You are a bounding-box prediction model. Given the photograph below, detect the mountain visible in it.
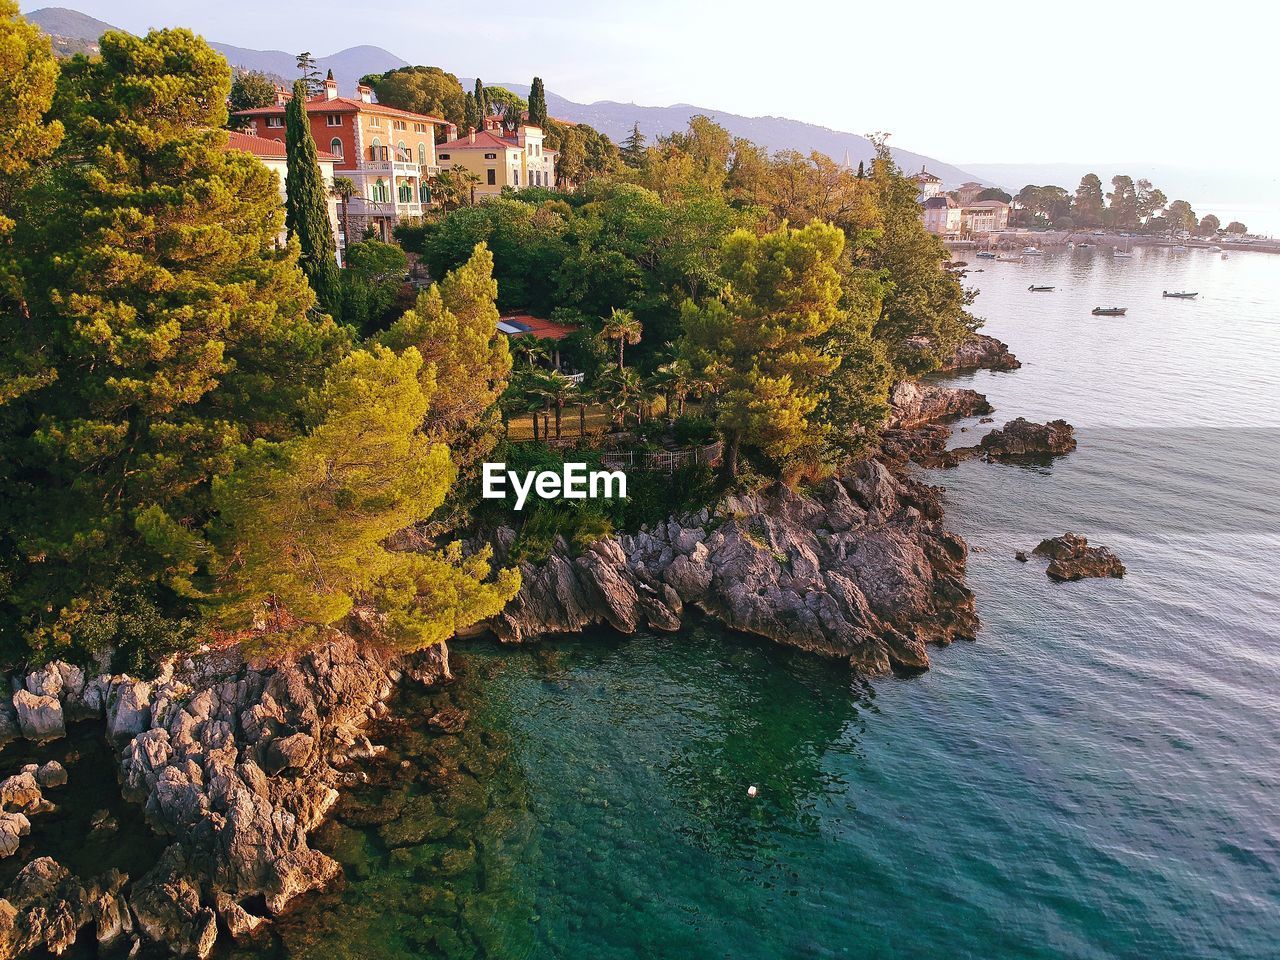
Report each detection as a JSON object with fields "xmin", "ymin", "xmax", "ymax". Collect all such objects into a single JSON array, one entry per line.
[
  {"xmin": 485, "ymin": 80, "xmax": 980, "ymax": 186},
  {"xmin": 203, "ymin": 42, "xmax": 408, "ymax": 91},
  {"xmin": 23, "ymin": 8, "xmax": 405, "ymax": 90},
  {"xmin": 23, "ymin": 6, "xmax": 114, "ymax": 55},
  {"xmin": 24, "ymin": 7, "xmax": 979, "ymax": 186}
]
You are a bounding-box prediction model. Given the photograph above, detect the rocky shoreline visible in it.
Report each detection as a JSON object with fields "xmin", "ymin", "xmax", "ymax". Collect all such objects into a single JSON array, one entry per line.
[{"xmin": 0, "ymin": 331, "xmax": 1045, "ymax": 958}]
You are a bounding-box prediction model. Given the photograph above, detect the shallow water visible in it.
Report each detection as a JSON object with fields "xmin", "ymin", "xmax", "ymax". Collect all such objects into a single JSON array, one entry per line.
[{"xmin": 235, "ymin": 246, "xmax": 1280, "ymax": 958}]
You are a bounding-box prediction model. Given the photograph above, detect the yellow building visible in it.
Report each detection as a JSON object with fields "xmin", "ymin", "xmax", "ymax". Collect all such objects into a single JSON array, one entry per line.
[
  {"xmin": 238, "ymin": 78, "xmax": 445, "ymax": 242},
  {"xmin": 435, "ymin": 117, "xmax": 557, "ymax": 199}
]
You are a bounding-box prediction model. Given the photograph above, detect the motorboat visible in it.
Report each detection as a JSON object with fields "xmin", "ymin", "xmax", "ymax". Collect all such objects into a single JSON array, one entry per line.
[
  {"xmin": 1028, "ymin": 285, "xmax": 1055, "ymax": 292},
  {"xmin": 996, "ymin": 255, "xmax": 1023, "ymax": 262},
  {"xmin": 1023, "ymin": 246, "xmax": 1044, "ymax": 256},
  {"xmin": 1162, "ymin": 291, "xmax": 1198, "ymax": 299},
  {"xmin": 1092, "ymin": 307, "xmax": 1128, "ymax": 316},
  {"xmin": 976, "ymin": 251, "xmax": 997, "ymax": 259}
]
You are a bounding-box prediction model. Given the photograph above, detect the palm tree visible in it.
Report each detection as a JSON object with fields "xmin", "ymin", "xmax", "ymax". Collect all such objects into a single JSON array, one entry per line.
[
  {"xmin": 599, "ymin": 308, "xmax": 643, "ymax": 369},
  {"xmin": 531, "ymin": 369, "xmax": 579, "ymax": 439},
  {"xmin": 651, "ymin": 359, "xmax": 693, "ymax": 419},
  {"xmin": 510, "ymin": 334, "xmax": 549, "ymax": 369},
  {"xmin": 331, "ymin": 176, "xmax": 356, "ymax": 257},
  {"xmin": 596, "ymin": 364, "xmax": 642, "ymax": 431},
  {"xmin": 456, "ymin": 168, "xmax": 483, "ymax": 206}
]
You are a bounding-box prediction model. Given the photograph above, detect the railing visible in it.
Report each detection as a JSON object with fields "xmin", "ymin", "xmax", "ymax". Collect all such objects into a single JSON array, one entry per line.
[{"xmin": 599, "ymin": 440, "xmax": 723, "ymax": 473}]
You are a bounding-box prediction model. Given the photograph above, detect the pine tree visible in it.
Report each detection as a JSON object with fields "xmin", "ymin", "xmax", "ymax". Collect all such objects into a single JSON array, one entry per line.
[
  {"xmin": 285, "ymin": 79, "xmax": 343, "ymax": 320},
  {"xmin": 199, "ymin": 344, "xmax": 519, "ymax": 652},
  {"xmin": 528, "ymin": 76, "xmax": 548, "ymax": 129},
  {"xmin": 296, "ymin": 51, "xmax": 321, "ymax": 96},
  {"xmin": 463, "ymin": 90, "xmax": 479, "ymax": 133},
  {"xmin": 380, "ymin": 243, "xmax": 512, "ymax": 467},
  {"xmin": 678, "ymin": 222, "xmax": 845, "ymax": 478},
  {"xmin": 0, "ymin": 29, "xmax": 347, "ymax": 659},
  {"xmin": 620, "ymin": 122, "xmax": 646, "ymax": 167}
]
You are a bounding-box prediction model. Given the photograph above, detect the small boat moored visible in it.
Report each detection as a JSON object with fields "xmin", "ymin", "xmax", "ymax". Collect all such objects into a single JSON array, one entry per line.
[
  {"xmin": 1028, "ymin": 285, "xmax": 1055, "ymax": 292},
  {"xmin": 1023, "ymin": 246, "xmax": 1044, "ymax": 256},
  {"xmin": 1162, "ymin": 291, "xmax": 1198, "ymax": 299},
  {"xmin": 976, "ymin": 251, "xmax": 997, "ymax": 259},
  {"xmin": 996, "ymin": 255, "xmax": 1023, "ymax": 262},
  {"xmin": 1092, "ymin": 307, "xmax": 1128, "ymax": 316}
]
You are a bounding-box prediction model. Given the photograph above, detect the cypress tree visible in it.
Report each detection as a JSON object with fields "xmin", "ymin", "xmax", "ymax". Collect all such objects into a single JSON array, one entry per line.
[
  {"xmin": 285, "ymin": 79, "xmax": 342, "ymax": 320},
  {"xmin": 474, "ymin": 77, "xmax": 487, "ymax": 118},
  {"xmin": 528, "ymin": 76, "xmax": 547, "ymax": 129},
  {"xmin": 856, "ymin": 160, "xmax": 865, "ymax": 179}
]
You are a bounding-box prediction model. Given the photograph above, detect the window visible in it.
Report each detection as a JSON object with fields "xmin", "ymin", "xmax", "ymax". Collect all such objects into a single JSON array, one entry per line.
[
  {"xmin": 372, "ymin": 179, "xmax": 388, "ymax": 203},
  {"xmin": 438, "ymin": 153, "xmax": 451, "ymax": 160},
  {"xmin": 419, "ymin": 182, "xmax": 431, "ymax": 203},
  {"xmin": 330, "ymin": 138, "xmax": 343, "ymax": 158},
  {"xmin": 418, "ymin": 143, "xmax": 426, "ymax": 165},
  {"xmin": 266, "ymin": 116, "xmax": 283, "ymax": 128},
  {"xmin": 484, "ymin": 152, "xmax": 497, "ymax": 160},
  {"xmin": 487, "ymin": 169, "xmax": 496, "ymax": 186},
  {"xmin": 513, "ymin": 170, "xmax": 519, "ymax": 186},
  {"xmin": 398, "ymin": 181, "xmax": 412, "ymax": 203},
  {"xmin": 326, "ymin": 114, "xmax": 342, "ymax": 126},
  {"xmin": 369, "ymin": 116, "xmax": 382, "ymax": 128},
  {"xmin": 413, "ymin": 122, "xmax": 425, "ymax": 133}
]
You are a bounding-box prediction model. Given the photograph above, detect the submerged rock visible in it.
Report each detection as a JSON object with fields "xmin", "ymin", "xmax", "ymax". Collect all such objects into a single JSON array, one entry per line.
[
  {"xmin": 1032, "ymin": 534, "xmax": 1126, "ymax": 581},
  {"xmin": 490, "ymin": 459, "xmax": 978, "ymax": 676}
]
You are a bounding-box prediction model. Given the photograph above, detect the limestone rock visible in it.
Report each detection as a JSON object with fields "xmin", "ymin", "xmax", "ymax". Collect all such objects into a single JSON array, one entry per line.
[
  {"xmin": 12, "ymin": 689, "xmax": 64, "ymax": 741},
  {"xmin": 36, "ymin": 761, "xmax": 67, "ymax": 790},
  {"xmin": 490, "ymin": 458, "xmax": 979, "ymax": 674},
  {"xmin": 978, "ymin": 417, "xmax": 1077, "ymax": 461},
  {"xmin": 939, "ymin": 333, "xmax": 1022, "ymax": 372}
]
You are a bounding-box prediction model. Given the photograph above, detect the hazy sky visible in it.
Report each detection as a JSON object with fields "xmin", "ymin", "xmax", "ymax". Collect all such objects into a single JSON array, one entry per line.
[{"xmin": 24, "ymin": 0, "xmax": 1271, "ymax": 172}]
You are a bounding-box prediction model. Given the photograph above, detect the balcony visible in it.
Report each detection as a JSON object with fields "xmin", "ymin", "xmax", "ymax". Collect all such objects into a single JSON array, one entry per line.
[{"xmin": 361, "ymin": 158, "xmax": 420, "ymax": 176}]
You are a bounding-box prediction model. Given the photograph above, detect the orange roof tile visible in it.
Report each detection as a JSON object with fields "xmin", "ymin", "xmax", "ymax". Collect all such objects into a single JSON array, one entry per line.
[
  {"xmin": 225, "ymin": 130, "xmax": 338, "ymax": 162},
  {"xmin": 235, "ymin": 96, "xmax": 446, "ymax": 126}
]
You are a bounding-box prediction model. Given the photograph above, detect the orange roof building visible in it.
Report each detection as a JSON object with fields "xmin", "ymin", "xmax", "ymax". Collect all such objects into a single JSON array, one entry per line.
[
  {"xmin": 435, "ymin": 115, "xmax": 557, "ymax": 198},
  {"xmin": 236, "ymin": 77, "xmax": 445, "ymax": 242}
]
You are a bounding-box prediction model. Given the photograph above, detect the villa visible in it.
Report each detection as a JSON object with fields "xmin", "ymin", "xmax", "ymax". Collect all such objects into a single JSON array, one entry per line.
[
  {"xmin": 236, "ymin": 77, "xmax": 446, "ymax": 243},
  {"xmin": 435, "ymin": 116, "xmax": 558, "ymax": 199}
]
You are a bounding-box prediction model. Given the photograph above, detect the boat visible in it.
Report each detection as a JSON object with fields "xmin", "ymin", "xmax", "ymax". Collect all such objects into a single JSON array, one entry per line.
[
  {"xmin": 1028, "ymin": 285, "xmax": 1055, "ymax": 292},
  {"xmin": 1172, "ymin": 244, "xmax": 1188, "ymax": 252},
  {"xmin": 1023, "ymin": 246, "xmax": 1044, "ymax": 256},
  {"xmin": 1092, "ymin": 307, "xmax": 1128, "ymax": 316},
  {"xmin": 996, "ymin": 255, "xmax": 1022, "ymax": 262},
  {"xmin": 976, "ymin": 251, "xmax": 997, "ymax": 259},
  {"xmin": 1112, "ymin": 249, "xmax": 1133, "ymax": 259},
  {"xmin": 1162, "ymin": 291, "xmax": 1198, "ymax": 299},
  {"xmin": 1208, "ymin": 245, "xmax": 1222, "ymax": 252},
  {"xmin": 1077, "ymin": 242, "xmax": 1092, "ymax": 249}
]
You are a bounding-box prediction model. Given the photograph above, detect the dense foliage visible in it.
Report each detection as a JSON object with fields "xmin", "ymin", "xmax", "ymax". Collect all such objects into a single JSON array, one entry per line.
[{"xmin": 0, "ymin": 23, "xmax": 518, "ymax": 666}]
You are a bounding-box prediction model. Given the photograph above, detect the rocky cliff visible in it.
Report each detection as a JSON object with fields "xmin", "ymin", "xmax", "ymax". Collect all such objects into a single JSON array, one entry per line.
[{"xmin": 490, "ymin": 459, "xmax": 978, "ymax": 675}]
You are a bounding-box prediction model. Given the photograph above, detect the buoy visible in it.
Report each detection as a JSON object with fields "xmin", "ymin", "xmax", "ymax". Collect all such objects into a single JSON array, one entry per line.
[{"xmin": 747, "ymin": 785, "xmax": 759, "ymax": 798}]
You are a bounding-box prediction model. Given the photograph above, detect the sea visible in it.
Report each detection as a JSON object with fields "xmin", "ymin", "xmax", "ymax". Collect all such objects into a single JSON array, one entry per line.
[{"xmin": 34, "ymin": 246, "xmax": 1280, "ymax": 959}]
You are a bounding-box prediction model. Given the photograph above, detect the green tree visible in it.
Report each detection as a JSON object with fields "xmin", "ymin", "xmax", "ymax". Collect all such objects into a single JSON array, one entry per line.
[
  {"xmin": 975, "ymin": 186, "xmax": 1012, "ymax": 203},
  {"xmin": 620, "ymin": 122, "xmax": 647, "ymax": 167},
  {"xmin": 332, "ymin": 175, "xmax": 355, "ymax": 249},
  {"xmin": 340, "ymin": 237, "xmax": 408, "ymax": 335},
  {"xmin": 296, "ymin": 51, "xmax": 321, "ymax": 96},
  {"xmin": 600, "ymin": 307, "xmax": 642, "ymax": 368},
  {"xmin": 197, "ymin": 344, "xmax": 519, "ymax": 651},
  {"xmin": 1135, "ymin": 178, "xmax": 1167, "ymax": 226},
  {"xmin": 228, "ymin": 69, "xmax": 278, "ymax": 127},
  {"xmin": 463, "ymin": 90, "xmax": 480, "ymax": 133},
  {"xmin": 360, "ymin": 65, "xmax": 467, "ymax": 130},
  {"xmin": 528, "ymin": 76, "xmax": 548, "ymax": 129},
  {"xmin": 474, "ymin": 77, "xmax": 488, "ymax": 117},
  {"xmin": 1165, "ymin": 199, "xmax": 1198, "ymax": 232},
  {"xmin": 1073, "ymin": 174, "xmax": 1105, "ymax": 227},
  {"xmin": 1226, "ymin": 220, "xmax": 1247, "ymax": 234},
  {"xmin": 529, "ymin": 368, "xmax": 578, "ymax": 438},
  {"xmin": 1105, "ymin": 175, "xmax": 1138, "ymax": 229},
  {"xmin": 865, "ymin": 139, "xmax": 975, "ymax": 376},
  {"xmin": 380, "ymin": 243, "xmax": 512, "ymax": 465},
  {"xmin": 678, "ymin": 222, "xmax": 844, "ymax": 478},
  {"xmin": 1197, "ymin": 214, "xmax": 1221, "ymax": 236},
  {"xmin": 484, "ymin": 85, "xmax": 526, "ymax": 117},
  {"xmin": 285, "ymin": 79, "xmax": 343, "ymax": 319},
  {"xmin": 0, "ymin": 27, "xmax": 347, "ymax": 659}
]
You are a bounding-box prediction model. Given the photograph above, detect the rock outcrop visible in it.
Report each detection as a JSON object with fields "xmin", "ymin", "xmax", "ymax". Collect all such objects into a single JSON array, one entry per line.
[
  {"xmin": 1032, "ymin": 534, "xmax": 1126, "ymax": 581},
  {"xmin": 976, "ymin": 417, "xmax": 1077, "ymax": 461},
  {"xmin": 0, "ymin": 636, "xmax": 453, "ymax": 957},
  {"xmin": 888, "ymin": 381, "xmax": 992, "ymax": 430},
  {"xmin": 940, "ymin": 333, "xmax": 1022, "ymax": 372},
  {"xmin": 490, "ymin": 460, "xmax": 978, "ymax": 675}
]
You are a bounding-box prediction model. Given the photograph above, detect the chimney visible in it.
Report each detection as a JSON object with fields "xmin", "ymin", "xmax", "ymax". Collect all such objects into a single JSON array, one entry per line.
[
  {"xmin": 324, "ymin": 77, "xmax": 338, "ymax": 101},
  {"xmin": 445, "ymin": 122, "xmax": 457, "ymax": 141},
  {"xmin": 356, "ymin": 84, "xmax": 373, "ymax": 104},
  {"xmin": 468, "ymin": 130, "xmax": 476, "ymax": 144}
]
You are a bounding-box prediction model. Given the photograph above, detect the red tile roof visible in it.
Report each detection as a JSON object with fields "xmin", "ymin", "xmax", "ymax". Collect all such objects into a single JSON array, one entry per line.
[
  {"xmin": 235, "ymin": 96, "xmax": 446, "ymax": 126},
  {"xmin": 225, "ymin": 131, "xmax": 338, "ymax": 162},
  {"xmin": 437, "ymin": 129, "xmax": 520, "ymax": 151},
  {"xmin": 498, "ymin": 313, "xmax": 578, "ymax": 341}
]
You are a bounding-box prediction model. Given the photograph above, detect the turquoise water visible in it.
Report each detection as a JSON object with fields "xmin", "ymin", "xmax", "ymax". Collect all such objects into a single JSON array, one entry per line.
[{"xmin": 269, "ymin": 246, "xmax": 1280, "ymax": 959}]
